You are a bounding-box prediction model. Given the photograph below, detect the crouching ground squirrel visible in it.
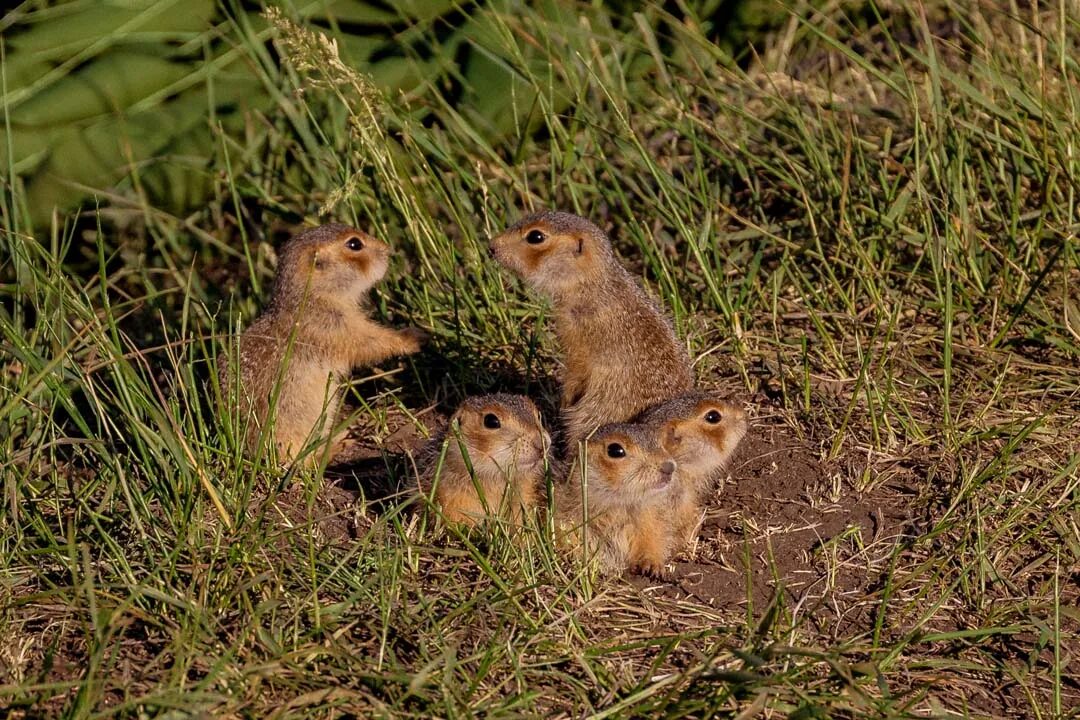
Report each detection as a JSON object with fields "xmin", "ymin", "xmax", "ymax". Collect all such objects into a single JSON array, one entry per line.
[
  {"xmin": 637, "ymin": 393, "xmax": 747, "ymax": 542},
  {"xmin": 420, "ymin": 394, "xmax": 551, "ymax": 527},
  {"xmin": 490, "ymin": 211, "xmax": 693, "ymax": 449},
  {"xmin": 221, "ymin": 223, "xmax": 426, "ymax": 464},
  {"xmin": 555, "ymin": 423, "xmax": 691, "ymax": 577}
]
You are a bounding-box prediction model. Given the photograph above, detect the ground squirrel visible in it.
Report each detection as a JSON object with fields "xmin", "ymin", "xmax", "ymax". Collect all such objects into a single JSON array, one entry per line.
[
  {"xmin": 222, "ymin": 223, "xmax": 425, "ymax": 465},
  {"xmin": 490, "ymin": 211, "xmax": 694, "ymax": 449},
  {"xmin": 636, "ymin": 393, "xmax": 747, "ymax": 542},
  {"xmin": 554, "ymin": 423, "xmax": 689, "ymax": 576},
  {"xmin": 420, "ymin": 394, "xmax": 551, "ymax": 527}
]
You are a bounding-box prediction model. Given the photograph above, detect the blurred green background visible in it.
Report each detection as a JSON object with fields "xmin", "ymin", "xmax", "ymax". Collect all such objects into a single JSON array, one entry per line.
[{"xmin": 1, "ymin": 0, "xmax": 784, "ymax": 227}]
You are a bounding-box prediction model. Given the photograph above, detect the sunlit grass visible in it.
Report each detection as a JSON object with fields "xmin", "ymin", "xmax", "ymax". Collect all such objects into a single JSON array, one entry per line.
[{"xmin": 1, "ymin": 1, "xmax": 1078, "ymax": 716}]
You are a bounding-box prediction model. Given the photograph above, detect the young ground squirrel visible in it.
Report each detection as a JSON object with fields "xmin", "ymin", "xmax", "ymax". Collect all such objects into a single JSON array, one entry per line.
[
  {"xmin": 555, "ymin": 423, "xmax": 690, "ymax": 576},
  {"xmin": 222, "ymin": 223, "xmax": 425, "ymax": 465},
  {"xmin": 636, "ymin": 393, "xmax": 747, "ymax": 542},
  {"xmin": 490, "ymin": 211, "xmax": 693, "ymax": 448},
  {"xmin": 637, "ymin": 393, "xmax": 747, "ymax": 493},
  {"xmin": 420, "ymin": 394, "xmax": 551, "ymax": 527}
]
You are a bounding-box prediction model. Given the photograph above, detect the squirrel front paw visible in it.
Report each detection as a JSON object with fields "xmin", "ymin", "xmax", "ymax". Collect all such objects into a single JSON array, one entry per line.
[
  {"xmin": 400, "ymin": 327, "xmax": 430, "ymax": 353},
  {"xmin": 630, "ymin": 559, "xmax": 671, "ymax": 580}
]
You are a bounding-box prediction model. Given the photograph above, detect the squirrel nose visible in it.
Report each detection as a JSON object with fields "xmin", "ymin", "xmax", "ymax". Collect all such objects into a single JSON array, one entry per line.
[{"xmin": 659, "ymin": 460, "xmax": 676, "ymax": 476}]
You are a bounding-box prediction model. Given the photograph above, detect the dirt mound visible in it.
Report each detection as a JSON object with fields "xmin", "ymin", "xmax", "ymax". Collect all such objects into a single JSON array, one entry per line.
[{"xmin": 655, "ymin": 422, "xmax": 918, "ymax": 622}]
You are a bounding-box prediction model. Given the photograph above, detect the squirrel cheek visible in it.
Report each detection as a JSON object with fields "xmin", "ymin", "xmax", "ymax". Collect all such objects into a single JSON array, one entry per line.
[
  {"xmin": 472, "ymin": 435, "xmax": 494, "ymax": 457},
  {"xmin": 341, "ymin": 252, "xmax": 370, "ymax": 275},
  {"xmin": 361, "ymin": 254, "xmax": 390, "ymax": 284},
  {"xmin": 520, "ymin": 245, "xmax": 551, "ymax": 276},
  {"xmin": 706, "ymin": 425, "xmax": 731, "ymax": 448},
  {"xmin": 597, "ymin": 456, "xmax": 623, "ymax": 478}
]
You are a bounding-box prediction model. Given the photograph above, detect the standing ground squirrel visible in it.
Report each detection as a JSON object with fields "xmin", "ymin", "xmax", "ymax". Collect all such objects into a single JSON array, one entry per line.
[
  {"xmin": 420, "ymin": 394, "xmax": 551, "ymax": 527},
  {"xmin": 636, "ymin": 393, "xmax": 747, "ymax": 542},
  {"xmin": 490, "ymin": 211, "xmax": 693, "ymax": 448},
  {"xmin": 221, "ymin": 223, "xmax": 426, "ymax": 465},
  {"xmin": 554, "ymin": 423, "xmax": 689, "ymax": 576}
]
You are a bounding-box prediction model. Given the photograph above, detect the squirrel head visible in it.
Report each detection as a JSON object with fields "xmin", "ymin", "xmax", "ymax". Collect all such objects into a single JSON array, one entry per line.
[
  {"xmin": 571, "ymin": 423, "xmax": 678, "ymax": 504},
  {"xmin": 638, "ymin": 394, "xmax": 747, "ymax": 482},
  {"xmin": 444, "ymin": 394, "xmax": 550, "ymax": 478},
  {"xmin": 490, "ymin": 211, "xmax": 615, "ymax": 299},
  {"xmin": 273, "ymin": 223, "xmax": 390, "ymax": 310}
]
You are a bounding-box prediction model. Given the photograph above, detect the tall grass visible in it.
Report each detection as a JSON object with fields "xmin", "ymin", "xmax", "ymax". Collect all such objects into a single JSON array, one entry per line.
[{"xmin": 1, "ymin": 1, "xmax": 1078, "ymax": 716}]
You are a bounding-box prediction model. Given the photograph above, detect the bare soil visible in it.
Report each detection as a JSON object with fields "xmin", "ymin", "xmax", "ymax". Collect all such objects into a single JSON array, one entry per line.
[
  {"xmin": 292, "ymin": 400, "xmax": 920, "ymax": 628},
  {"xmin": 654, "ymin": 423, "xmax": 919, "ymax": 624}
]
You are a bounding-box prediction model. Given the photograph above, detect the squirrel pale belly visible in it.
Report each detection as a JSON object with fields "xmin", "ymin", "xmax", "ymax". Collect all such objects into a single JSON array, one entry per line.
[
  {"xmin": 490, "ymin": 211, "xmax": 694, "ymax": 450},
  {"xmin": 420, "ymin": 394, "xmax": 551, "ymax": 527},
  {"xmin": 221, "ymin": 223, "xmax": 425, "ymax": 465}
]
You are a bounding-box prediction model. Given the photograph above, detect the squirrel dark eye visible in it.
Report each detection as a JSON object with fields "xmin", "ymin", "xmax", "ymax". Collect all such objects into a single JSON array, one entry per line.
[
  {"xmin": 483, "ymin": 413, "xmax": 501, "ymax": 429},
  {"xmin": 606, "ymin": 443, "xmax": 626, "ymax": 459},
  {"xmin": 345, "ymin": 237, "xmax": 364, "ymax": 251},
  {"xmin": 525, "ymin": 229, "xmax": 546, "ymax": 245},
  {"xmin": 704, "ymin": 410, "xmax": 722, "ymax": 424}
]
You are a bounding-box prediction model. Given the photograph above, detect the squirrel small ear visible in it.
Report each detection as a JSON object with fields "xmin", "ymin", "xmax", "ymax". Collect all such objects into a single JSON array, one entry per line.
[
  {"xmin": 576, "ymin": 237, "xmax": 584, "ymax": 255},
  {"xmin": 294, "ymin": 244, "xmax": 319, "ymax": 268}
]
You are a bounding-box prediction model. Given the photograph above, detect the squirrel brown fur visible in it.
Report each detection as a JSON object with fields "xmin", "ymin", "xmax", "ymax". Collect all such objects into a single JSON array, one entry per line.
[
  {"xmin": 420, "ymin": 394, "xmax": 550, "ymax": 527},
  {"xmin": 490, "ymin": 211, "xmax": 693, "ymax": 449},
  {"xmin": 554, "ymin": 422, "xmax": 689, "ymax": 577},
  {"xmin": 221, "ymin": 223, "xmax": 425, "ymax": 465}
]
